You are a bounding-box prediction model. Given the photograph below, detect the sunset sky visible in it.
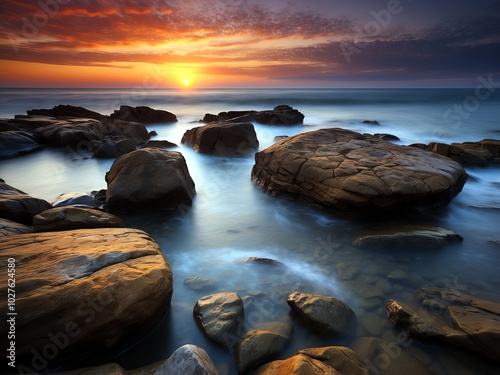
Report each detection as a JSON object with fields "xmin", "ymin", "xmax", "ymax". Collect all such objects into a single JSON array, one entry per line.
[{"xmin": 0, "ymin": 0, "xmax": 499, "ymax": 88}]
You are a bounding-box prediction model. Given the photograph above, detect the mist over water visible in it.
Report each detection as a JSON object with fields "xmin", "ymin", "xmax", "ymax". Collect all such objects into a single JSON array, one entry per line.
[{"xmin": 1, "ymin": 88, "xmax": 499, "ymax": 374}]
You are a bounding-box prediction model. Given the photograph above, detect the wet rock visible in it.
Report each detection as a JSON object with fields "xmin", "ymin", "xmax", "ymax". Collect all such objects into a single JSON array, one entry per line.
[
  {"xmin": 373, "ymin": 133, "xmax": 401, "ymax": 142},
  {"xmin": 93, "ymin": 139, "xmax": 136, "ymax": 158},
  {"xmin": 0, "ymin": 229, "xmax": 173, "ymax": 363},
  {"xmin": 141, "ymin": 140, "xmax": 178, "ymax": 149},
  {"xmin": 33, "ymin": 207, "xmax": 124, "ymax": 232},
  {"xmin": 337, "ymin": 263, "xmax": 357, "ymax": 280},
  {"xmin": 296, "ymin": 347, "xmax": 367, "ymax": 375},
  {"xmin": 201, "ymin": 113, "xmax": 220, "ymax": 123},
  {"xmin": 287, "ymin": 292, "xmax": 356, "ymax": 336},
  {"xmin": 241, "ymin": 257, "xmax": 285, "ymax": 267},
  {"xmin": 110, "ymin": 105, "xmax": 177, "ymax": 124},
  {"xmin": 184, "ymin": 277, "xmax": 217, "ymax": 291},
  {"xmin": 253, "ymin": 105, "xmax": 304, "ymax": 125},
  {"xmin": 111, "ymin": 119, "xmax": 150, "ymax": 144},
  {"xmin": 274, "ymin": 135, "xmax": 289, "ymax": 142},
  {"xmin": 35, "ymin": 118, "xmax": 115, "ymax": 146},
  {"xmin": 155, "ymin": 344, "xmax": 219, "ymax": 375},
  {"xmin": 52, "ymin": 192, "xmax": 102, "ymax": 209},
  {"xmin": 0, "ymin": 218, "xmax": 32, "ymax": 237},
  {"xmin": 353, "ymin": 224, "xmax": 463, "ymax": 248},
  {"xmin": 427, "ymin": 139, "xmax": 500, "ymax": 167},
  {"xmin": 236, "ymin": 322, "xmax": 293, "ymax": 373},
  {"xmin": 254, "ymin": 354, "xmax": 334, "ymax": 375},
  {"xmin": 363, "ymin": 120, "xmax": 380, "ymax": 125},
  {"xmin": 0, "ymin": 190, "xmax": 52, "ymax": 225},
  {"xmin": 353, "ymin": 337, "xmax": 433, "ymax": 375},
  {"xmin": 27, "ymin": 105, "xmax": 106, "ymax": 120},
  {"xmin": 0, "ymin": 131, "xmax": 42, "ymax": 159},
  {"xmin": 251, "ymin": 129, "xmax": 467, "ymax": 217},
  {"xmin": 105, "ymin": 148, "xmax": 196, "ymax": 214},
  {"xmin": 386, "ymin": 288, "xmax": 500, "ymax": 362},
  {"xmin": 181, "ymin": 122, "xmax": 259, "ymax": 156},
  {"xmin": 193, "ymin": 293, "xmax": 244, "ymax": 350}
]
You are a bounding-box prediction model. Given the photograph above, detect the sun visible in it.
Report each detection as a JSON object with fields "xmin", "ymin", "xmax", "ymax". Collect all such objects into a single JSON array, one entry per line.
[{"xmin": 182, "ymin": 79, "xmax": 192, "ymax": 88}]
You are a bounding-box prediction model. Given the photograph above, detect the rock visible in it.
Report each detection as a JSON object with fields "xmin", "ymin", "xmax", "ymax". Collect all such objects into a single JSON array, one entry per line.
[
  {"xmin": 149, "ymin": 130, "xmax": 158, "ymax": 136},
  {"xmin": 410, "ymin": 143, "xmax": 428, "ymax": 150},
  {"xmin": 0, "ymin": 179, "xmax": 26, "ymax": 195},
  {"xmin": 241, "ymin": 257, "xmax": 285, "ymax": 267},
  {"xmin": 201, "ymin": 113, "xmax": 219, "ymax": 123},
  {"xmin": 254, "ymin": 354, "xmax": 336, "ymax": 375},
  {"xmin": 353, "ymin": 224, "xmax": 463, "ymax": 248},
  {"xmin": 386, "ymin": 288, "xmax": 500, "ymax": 362},
  {"xmin": 253, "ymin": 105, "xmax": 304, "ymax": 125},
  {"xmin": 0, "ymin": 191, "xmax": 52, "ymax": 225},
  {"xmin": 27, "ymin": 105, "xmax": 106, "ymax": 120},
  {"xmin": 337, "ymin": 263, "xmax": 357, "ymax": 280},
  {"xmin": 427, "ymin": 139, "xmax": 500, "ymax": 167},
  {"xmin": 111, "ymin": 119, "xmax": 150, "ymax": 144},
  {"xmin": 93, "ymin": 139, "xmax": 136, "ymax": 158},
  {"xmin": 0, "ymin": 229, "xmax": 173, "ymax": 364},
  {"xmin": 35, "ymin": 118, "xmax": 115, "ymax": 146},
  {"xmin": 110, "ymin": 105, "xmax": 177, "ymax": 124},
  {"xmin": 181, "ymin": 121, "xmax": 259, "ymax": 156},
  {"xmin": 0, "ymin": 131, "xmax": 42, "ymax": 159},
  {"xmin": 363, "ymin": 120, "xmax": 380, "ymax": 125},
  {"xmin": 353, "ymin": 337, "xmax": 433, "ymax": 375},
  {"xmin": 52, "ymin": 192, "xmax": 102, "ymax": 209},
  {"xmin": 236, "ymin": 322, "xmax": 293, "ymax": 373},
  {"xmin": 252, "ymin": 129, "xmax": 467, "ymax": 217},
  {"xmin": 193, "ymin": 292, "xmax": 244, "ymax": 349},
  {"xmin": 287, "ymin": 292, "xmax": 355, "ymax": 336},
  {"xmin": 184, "ymin": 277, "xmax": 217, "ymax": 291},
  {"xmin": 274, "ymin": 136, "xmax": 289, "ymax": 142},
  {"xmin": 387, "ymin": 270, "xmax": 407, "ymax": 280},
  {"xmin": 33, "ymin": 207, "xmax": 124, "ymax": 232},
  {"xmin": 105, "ymin": 148, "xmax": 196, "ymax": 214},
  {"xmin": 141, "ymin": 140, "xmax": 178, "ymax": 149},
  {"xmin": 0, "ymin": 218, "xmax": 32, "ymax": 236},
  {"xmin": 296, "ymin": 347, "xmax": 367, "ymax": 375},
  {"xmin": 155, "ymin": 344, "xmax": 219, "ymax": 375},
  {"xmin": 373, "ymin": 134, "xmax": 401, "ymax": 142}
]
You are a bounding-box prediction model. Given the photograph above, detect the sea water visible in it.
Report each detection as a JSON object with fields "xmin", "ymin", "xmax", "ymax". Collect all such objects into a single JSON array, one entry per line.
[{"xmin": 1, "ymin": 88, "xmax": 499, "ymax": 374}]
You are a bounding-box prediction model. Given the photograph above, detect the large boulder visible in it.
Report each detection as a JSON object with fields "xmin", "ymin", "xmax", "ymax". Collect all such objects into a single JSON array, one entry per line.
[
  {"xmin": 181, "ymin": 122, "xmax": 259, "ymax": 156},
  {"xmin": 110, "ymin": 106, "xmax": 177, "ymax": 124},
  {"xmin": 0, "ymin": 229, "xmax": 173, "ymax": 368},
  {"xmin": 287, "ymin": 292, "xmax": 355, "ymax": 336},
  {"xmin": 252, "ymin": 129, "xmax": 468, "ymax": 217},
  {"xmin": 0, "ymin": 131, "xmax": 41, "ymax": 159},
  {"xmin": 105, "ymin": 148, "xmax": 196, "ymax": 214},
  {"xmin": 0, "ymin": 192, "xmax": 52, "ymax": 225},
  {"xmin": 193, "ymin": 292, "xmax": 244, "ymax": 350},
  {"xmin": 33, "ymin": 207, "xmax": 124, "ymax": 232},
  {"xmin": 0, "ymin": 218, "xmax": 32, "ymax": 237},
  {"xmin": 386, "ymin": 288, "xmax": 500, "ymax": 362},
  {"xmin": 352, "ymin": 224, "xmax": 463, "ymax": 248}
]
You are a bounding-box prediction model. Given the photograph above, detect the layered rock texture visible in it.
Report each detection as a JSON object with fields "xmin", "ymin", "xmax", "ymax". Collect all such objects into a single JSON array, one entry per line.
[
  {"xmin": 200, "ymin": 105, "xmax": 304, "ymax": 126},
  {"xmin": 252, "ymin": 129, "xmax": 468, "ymax": 216},
  {"xmin": 426, "ymin": 139, "xmax": 500, "ymax": 166}
]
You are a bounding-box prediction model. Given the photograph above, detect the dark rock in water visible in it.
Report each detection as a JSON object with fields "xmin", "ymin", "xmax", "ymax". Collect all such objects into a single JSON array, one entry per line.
[
  {"xmin": 155, "ymin": 345, "xmax": 218, "ymax": 375},
  {"xmin": 110, "ymin": 105, "xmax": 177, "ymax": 124},
  {"xmin": 363, "ymin": 120, "xmax": 380, "ymax": 125},
  {"xmin": 201, "ymin": 113, "xmax": 220, "ymax": 123},
  {"xmin": 33, "ymin": 207, "xmax": 124, "ymax": 232},
  {"xmin": 373, "ymin": 133, "xmax": 401, "ymax": 141},
  {"xmin": 149, "ymin": 130, "xmax": 158, "ymax": 136},
  {"xmin": 386, "ymin": 287, "xmax": 500, "ymax": 363},
  {"xmin": 241, "ymin": 257, "xmax": 285, "ymax": 267},
  {"xmin": 0, "ymin": 131, "xmax": 42, "ymax": 159},
  {"xmin": 0, "ymin": 190, "xmax": 52, "ymax": 225},
  {"xmin": 287, "ymin": 292, "xmax": 356, "ymax": 336},
  {"xmin": 428, "ymin": 139, "xmax": 500, "ymax": 167},
  {"xmin": 0, "ymin": 229, "xmax": 173, "ymax": 364},
  {"xmin": 0, "ymin": 218, "xmax": 32, "ymax": 237},
  {"xmin": 184, "ymin": 277, "xmax": 217, "ymax": 291},
  {"xmin": 105, "ymin": 148, "xmax": 196, "ymax": 214},
  {"xmin": 352, "ymin": 224, "xmax": 463, "ymax": 248},
  {"xmin": 274, "ymin": 135, "xmax": 289, "ymax": 142},
  {"xmin": 141, "ymin": 140, "xmax": 178, "ymax": 149},
  {"xmin": 93, "ymin": 139, "xmax": 136, "ymax": 159},
  {"xmin": 52, "ymin": 192, "xmax": 101, "ymax": 209},
  {"xmin": 193, "ymin": 292, "xmax": 244, "ymax": 350},
  {"xmin": 111, "ymin": 119, "xmax": 150, "ymax": 144},
  {"xmin": 27, "ymin": 105, "xmax": 106, "ymax": 120},
  {"xmin": 182, "ymin": 121, "xmax": 259, "ymax": 156},
  {"xmin": 410, "ymin": 143, "xmax": 430, "ymax": 150},
  {"xmin": 254, "ymin": 105, "xmax": 304, "ymax": 125},
  {"xmin": 252, "ymin": 128, "xmax": 468, "ymax": 217},
  {"xmin": 35, "ymin": 118, "xmax": 115, "ymax": 146},
  {"xmin": 219, "ymin": 110, "xmax": 256, "ymax": 121}
]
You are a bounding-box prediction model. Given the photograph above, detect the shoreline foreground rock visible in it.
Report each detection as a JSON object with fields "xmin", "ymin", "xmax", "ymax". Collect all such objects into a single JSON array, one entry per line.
[
  {"xmin": 0, "ymin": 228, "xmax": 173, "ymax": 368},
  {"xmin": 252, "ymin": 128, "xmax": 468, "ymax": 217}
]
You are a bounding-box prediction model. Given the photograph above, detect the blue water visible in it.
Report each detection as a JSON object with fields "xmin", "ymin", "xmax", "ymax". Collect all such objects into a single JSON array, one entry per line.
[{"xmin": 1, "ymin": 88, "xmax": 499, "ymax": 374}]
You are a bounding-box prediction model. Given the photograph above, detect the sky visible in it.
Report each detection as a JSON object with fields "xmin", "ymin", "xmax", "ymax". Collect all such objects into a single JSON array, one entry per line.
[{"xmin": 0, "ymin": 0, "xmax": 499, "ymax": 88}]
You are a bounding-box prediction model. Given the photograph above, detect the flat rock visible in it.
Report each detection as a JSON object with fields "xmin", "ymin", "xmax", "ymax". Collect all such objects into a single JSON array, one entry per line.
[
  {"xmin": 0, "ymin": 218, "xmax": 32, "ymax": 237},
  {"xmin": 428, "ymin": 139, "xmax": 500, "ymax": 167},
  {"xmin": 141, "ymin": 140, "xmax": 178, "ymax": 149},
  {"xmin": 181, "ymin": 121, "xmax": 259, "ymax": 156},
  {"xmin": 110, "ymin": 105, "xmax": 177, "ymax": 124},
  {"xmin": 193, "ymin": 292, "xmax": 244, "ymax": 350},
  {"xmin": 0, "ymin": 229, "xmax": 173, "ymax": 365},
  {"xmin": 155, "ymin": 344, "xmax": 218, "ymax": 375},
  {"xmin": 252, "ymin": 129, "xmax": 467, "ymax": 217},
  {"xmin": 0, "ymin": 192, "xmax": 52, "ymax": 225},
  {"xmin": 287, "ymin": 292, "xmax": 355, "ymax": 336},
  {"xmin": 33, "ymin": 207, "xmax": 124, "ymax": 232},
  {"xmin": 105, "ymin": 148, "xmax": 196, "ymax": 214},
  {"xmin": 184, "ymin": 277, "xmax": 217, "ymax": 291},
  {"xmin": 0, "ymin": 131, "xmax": 42, "ymax": 159},
  {"xmin": 386, "ymin": 287, "xmax": 500, "ymax": 362}
]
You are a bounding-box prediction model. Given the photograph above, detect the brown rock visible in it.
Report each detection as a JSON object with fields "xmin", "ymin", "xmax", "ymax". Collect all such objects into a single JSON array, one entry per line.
[
  {"xmin": 184, "ymin": 277, "xmax": 217, "ymax": 291},
  {"xmin": 35, "ymin": 118, "xmax": 115, "ymax": 146},
  {"xmin": 154, "ymin": 344, "xmax": 219, "ymax": 375},
  {"xmin": 296, "ymin": 347, "xmax": 367, "ymax": 375},
  {"xmin": 252, "ymin": 129, "xmax": 467, "ymax": 217},
  {"xmin": 0, "ymin": 229, "xmax": 173, "ymax": 365},
  {"xmin": 141, "ymin": 140, "xmax": 178, "ymax": 149},
  {"xmin": 110, "ymin": 105, "xmax": 177, "ymax": 124},
  {"xmin": 254, "ymin": 354, "xmax": 339, "ymax": 375},
  {"xmin": 112, "ymin": 119, "xmax": 150, "ymax": 144},
  {"xmin": 33, "ymin": 207, "xmax": 124, "ymax": 232},
  {"xmin": 253, "ymin": 105, "xmax": 304, "ymax": 125},
  {"xmin": 105, "ymin": 148, "xmax": 196, "ymax": 214}
]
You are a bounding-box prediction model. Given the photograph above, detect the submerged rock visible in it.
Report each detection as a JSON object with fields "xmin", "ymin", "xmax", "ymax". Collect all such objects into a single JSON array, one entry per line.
[
  {"xmin": 105, "ymin": 148, "xmax": 196, "ymax": 214},
  {"xmin": 33, "ymin": 207, "xmax": 124, "ymax": 232},
  {"xmin": 181, "ymin": 121, "xmax": 259, "ymax": 156},
  {"xmin": 184, "ymin": 277, "xmax": 217, "ymax": 291},
  {"xmin": 287, "ymin": 292, "xmax": 356, "ymax": 336},
  {"xmin": 193, "ymin": 292, "xmax": 244, "ymax": 350},
  {"xmin": 0, "ymin": 229, "xmax": 173, "ymax": 365},
  {"xmin": 241, "ymin": 257, "xmax": 285, "ymax": 267},
  {"xmin": 110, "ymin": 105, "xmax": 177, "ymax": 124},
  {"xmin": 252, "ymin": 129, "xmax": 467, "ymax": 217},
  {"xmin": 386, "ymin": 288, "xmax": 500, "ymax": 362}
]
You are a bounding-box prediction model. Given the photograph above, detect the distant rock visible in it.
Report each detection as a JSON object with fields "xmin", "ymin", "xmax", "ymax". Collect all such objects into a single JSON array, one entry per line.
[
  {"xmin": 201, "ymin": 113, "xmax": 219, "ymax": 123},
  {"xmin": 193, "ymin": 293, "xmax": 244, "ymax": 350},
  {"xmin": 0, "ymin": 229, "xmax": 173, "ymax": 364},
  {"xmin": 35, "ymin": 118, "xmax": 115, "ymax": 146},
  {"xmin": 352, "ymin": 224, "xmax": 463, "ymax": 248},
  {"xmin": 27, "ymin": 105, "xmax": 106, "ymax": 120},
  {"xmin": 0, "ymin": 189, "xmax": 52, "ymax": 225},
  {"xmin": 427, "ymin": 139, "xmax": 500, "ymax": 167},
  {"xmin": 241, "ymin": 257, "xmax": 285, "ymax": 267},
  {"xmin": 184, "ymin": 277, "xmax": 217, "ymax": 291},
  {"xmin": 141, "ymin": 140, "xmax": 178, "ymax": 149},
  {"xmin": 386, "ymin": 288, "xmax": 500, "ymax": 362},
  {"xmin": 0, "ymin": 218, "xmax": 32, "ymax": 237},
  {"xmin": 155, "ymin": 345, "xmax": 219, "ymax": 375},
  {"xmin": 33, "ymin": 207, "xmax": 124, "ymax": 232},
  {"xmin": 105, "ymin": 148, "xmax": 196, "ymax": 214},
  {"xmin": 252, "ymin": 129, "xmax": 468, "ymax": 217},
  {"xmin": 110, "ymin": 105, "xmax": 177, "ymax": 124},
  {"xmin": 111, "ymin": 119, "xmax": 150, "ymax": 144},
  {"xmin": 363, "ymin": 120, "xmax": 380, "ymax": 125},
  {"xmin": 287, "ymin": 292, "xmax": 355, "ymax": 336},
  {"xmin": 0, "ymin": 131, "xmax": 42, "ymax": 159},
  {"xmin": 182, "ymin": 122, "xmax": 259, "ymax": 156},
  {"xmin": 253, "ymin": 105, "xmax": 305, "ymax": 125}
]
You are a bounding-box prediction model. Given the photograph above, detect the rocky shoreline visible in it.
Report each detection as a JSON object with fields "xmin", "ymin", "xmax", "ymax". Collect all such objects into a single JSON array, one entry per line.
[{"xmin": 1, "ymin": 104, "xmax": 500, "ymax": 374}]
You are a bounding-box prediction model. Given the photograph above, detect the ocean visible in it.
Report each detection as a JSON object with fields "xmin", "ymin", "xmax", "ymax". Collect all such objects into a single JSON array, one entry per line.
[{"xmin": 1, "ymin": 88, "xmax": 499, "ymax": 374}]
